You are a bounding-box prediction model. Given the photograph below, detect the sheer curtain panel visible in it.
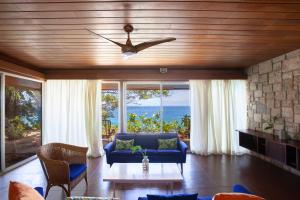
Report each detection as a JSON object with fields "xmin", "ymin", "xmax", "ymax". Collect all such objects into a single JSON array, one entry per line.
[
  {"xmin": 189, "ymin": 80, "xmax": 247, "ymax": 155},
  {"xmin": 44, "ymin": 80, "xmax": 103, "ymax": 157},
  {"xmin": 85, "ymin": 80, "xmax": 104, "ymax": 157}
]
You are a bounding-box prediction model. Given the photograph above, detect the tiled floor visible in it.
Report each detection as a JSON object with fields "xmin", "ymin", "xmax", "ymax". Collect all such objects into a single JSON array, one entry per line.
[{"xmin": 1, "ymin": 154, "xmax": 300, "ymax": 200}]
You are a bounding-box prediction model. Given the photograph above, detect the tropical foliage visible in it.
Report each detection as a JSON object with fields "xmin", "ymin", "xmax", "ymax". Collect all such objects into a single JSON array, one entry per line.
[
  {"xmin": 127, "ymin": 112, "xmax": 190, "ymax": 136},
  {"xmin": 102, "ymin": 90, "xmax": 118, "ymax": 121},
  {"xmin": 5, "ymin": 86, "xmax": 41, "ymax": 140},
  {"xmin": 126, "ymin": 89, "xmax": 169, "ymax": 104},
  {"xmin": 102, "ymin": 88, "xmax": 190, "ymax": 137}
]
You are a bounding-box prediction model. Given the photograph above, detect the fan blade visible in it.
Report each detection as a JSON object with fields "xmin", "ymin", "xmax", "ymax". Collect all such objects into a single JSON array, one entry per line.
[
  {"xmin": 86, "ymin": 29, "xmax": 125, "ymax": 48},
  {"xmin": 135, "ymin": 37, "xmax": 176, "ymax": 52}
]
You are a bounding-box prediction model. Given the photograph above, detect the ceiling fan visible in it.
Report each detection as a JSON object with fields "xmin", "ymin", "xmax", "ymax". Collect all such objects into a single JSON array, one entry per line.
[{"xmin": 87, "ymin": 24, "xmax": 176, "ymax": 58}]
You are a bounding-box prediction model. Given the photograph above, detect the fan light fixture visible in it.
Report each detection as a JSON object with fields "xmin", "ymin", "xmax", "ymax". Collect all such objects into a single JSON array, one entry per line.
[
  {"xmin": 87, "ymin": 24, "xmax": 176, "ymax": 59},
  {"xmin": 123, "ymin": 51, "xmax": 137, "ymax": 60}
]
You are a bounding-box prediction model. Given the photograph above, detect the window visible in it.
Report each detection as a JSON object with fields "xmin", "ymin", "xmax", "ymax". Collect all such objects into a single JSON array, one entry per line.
[
  {"xmin": 124, "ymin": 82, "xmax": 190, "ymax": 135},
  {"xmin": 162, "ymin": 83, "xmax": 190, "ymax": 138},
  {"xmin": 5, "ymin": 76, "xmax": 42, "ymax": 168},
  {"xmin": 102, "ymin": 82, "xmax": 120, "ymax": 139},
  {"xmin": 125, "ymin": 83, "xmax": 162, "ymax": 133}
]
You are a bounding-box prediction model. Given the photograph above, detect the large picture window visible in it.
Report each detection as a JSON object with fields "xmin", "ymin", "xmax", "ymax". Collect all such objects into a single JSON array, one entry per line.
[
  {"xmin": 5, "ymin": 76, "xmax": 42, "ymax": 168},
  {"xmin": 124, "ymin": 82, "xmax": 190, "ymax": 136},
  {"xmin": 125, "ymin": 83, "xmax": 162, "ymax": 133},
  {"xmin": 162, "ymin": 83, "xmax": 190, "ymax": 139}
]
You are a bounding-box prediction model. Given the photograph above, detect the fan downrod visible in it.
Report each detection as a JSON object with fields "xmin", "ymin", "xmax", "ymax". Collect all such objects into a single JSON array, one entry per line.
[{"xmin": 124, "ymin": 24, "xmax": 134, "ymax": 33}]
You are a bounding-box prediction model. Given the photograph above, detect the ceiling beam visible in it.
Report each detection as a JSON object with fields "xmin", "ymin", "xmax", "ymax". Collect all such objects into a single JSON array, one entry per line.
[
  {"xmin": 0, "ymin": 54, "xmax": 45, "ymax": 80},
  {"xmin": 45, "ymin": 68, "xmax": 247, "ymax": 80}
]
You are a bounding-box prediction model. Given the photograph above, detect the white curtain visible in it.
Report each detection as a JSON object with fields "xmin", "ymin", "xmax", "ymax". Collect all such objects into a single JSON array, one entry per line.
[
  {"xmin": 85, "ymin": 80, "xmax": 104, "ymax": 157},
  {"xmin": 43, "ymin": 80, "xmax": 103, "ymax": 157},
  {"xmin": 189, "ymin": 80, "xmax": 247, "ymax": 155}
]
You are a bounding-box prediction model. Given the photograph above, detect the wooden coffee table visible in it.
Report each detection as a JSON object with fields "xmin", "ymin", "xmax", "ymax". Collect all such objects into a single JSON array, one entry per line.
[{"xmin": 103, "ymin": 163, "xmax": 183, "ymax": 197}]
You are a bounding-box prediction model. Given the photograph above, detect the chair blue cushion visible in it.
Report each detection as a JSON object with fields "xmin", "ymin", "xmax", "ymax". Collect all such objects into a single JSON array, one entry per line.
[
  {"xmin": 197, "ymin": 196, "xmax": 212, "ymax": 200},
  {"xmin": 139, "ymin": 198, "xmax": 205, "ymax": 200},
  {"xmin": 232, "ymin": 184, "xmax": 253, "ymax": 194},
  {"xmin": 34, "ymin": 187, "xmax": 44, "ymax": 197},
  {"xmin": 138, "ymin": 198, "xmax": 148, "ymax": 200},
  {"xmin": 69, "ymin": 164, "xmax": 87, "ymax": 181},
  {"xmin": 147, "ymin": 194, "xmax": 198, "ymax": 200}
]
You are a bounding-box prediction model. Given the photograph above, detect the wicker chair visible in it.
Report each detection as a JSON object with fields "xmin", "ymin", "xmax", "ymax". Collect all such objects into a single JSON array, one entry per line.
[{"xmin": 37, "ymin": 143, "xmax": 88, "ymax": 198}]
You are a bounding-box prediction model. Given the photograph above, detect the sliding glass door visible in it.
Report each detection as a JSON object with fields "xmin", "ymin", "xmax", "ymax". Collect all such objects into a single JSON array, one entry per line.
[{"xmin": 4, "ymin": 76, "xmax": 42, "ymax": 169}]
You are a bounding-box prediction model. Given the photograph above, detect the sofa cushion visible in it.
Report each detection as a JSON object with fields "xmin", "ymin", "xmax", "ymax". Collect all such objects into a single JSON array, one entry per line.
[
  {"xmin": 146, "ymin": 149, "xmax": 182, "ymax": 156},
  {"xmin": 115, "ymin": 133, "xmax": 179, "ymax": 149},
  {"xmin": 115, "ymin": 139, "xmax": 134, "ymax": 150},
  {"xmin": 147, "ymin": 193, "xmax": 198, "ymax": 200},
  {"xmin": 158, "ymin": 138, "xmax": 178, "ymax": 150},
  {"xmin": 213, "ymin": 193, "xmax": 265, "ymax": 200},
  {"xmin": 69, "ymin": 164, "xmax": 87, "ymax": 181},
  {"xmin": 110, "ymin": 149, "xmax": 181, "ymax": 156},
  {"xmin": 111, "ymin": 150, "xmax": 135, "ymax": 155},
  {"xmin": 9, "ymin": 181, "xmax": 44, "ymax": 200}
]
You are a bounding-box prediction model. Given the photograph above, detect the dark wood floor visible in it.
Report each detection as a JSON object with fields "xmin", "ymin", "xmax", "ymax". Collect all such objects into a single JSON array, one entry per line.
[{"xmin": 1, "ymin": 154, "xmax": 300, "ymax": 200}]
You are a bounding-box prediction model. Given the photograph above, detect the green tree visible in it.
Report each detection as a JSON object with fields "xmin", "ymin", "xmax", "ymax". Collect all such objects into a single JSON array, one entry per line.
[
  {"xmin": 102, "ymin": 90, "xmax": 118, "ymax": 120},
  {"xmin": 126, "ymin": 89, "xmax": 169, "ymax": 104},
  {"xmin": 127, "ymin": 112, "xmax": 190, "ymax": 135},
  {"xmin": 5, "ymin": 86, "xmax": 41, "ymax": 139}
]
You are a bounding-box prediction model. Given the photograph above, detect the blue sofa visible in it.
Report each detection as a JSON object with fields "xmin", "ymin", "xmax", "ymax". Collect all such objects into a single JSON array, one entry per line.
[
  {"xmin": 104, "ymin": 133, "xmax": 188, "ymax": 173},
  {"xmin": 138, "ymin": 184, "xmax": 253, "ymax": 200}
]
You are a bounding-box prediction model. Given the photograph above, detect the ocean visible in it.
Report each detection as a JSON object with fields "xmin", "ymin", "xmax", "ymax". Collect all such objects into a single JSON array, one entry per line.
[{"xmin": 109, "ymin": 106, "xmax": 190, "ymax": 125}]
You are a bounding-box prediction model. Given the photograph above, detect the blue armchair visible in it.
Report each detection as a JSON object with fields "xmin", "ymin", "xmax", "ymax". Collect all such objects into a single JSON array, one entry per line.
[{"xmin": 104, "ymin": 133, "xmax": 188, "ymax": 173}]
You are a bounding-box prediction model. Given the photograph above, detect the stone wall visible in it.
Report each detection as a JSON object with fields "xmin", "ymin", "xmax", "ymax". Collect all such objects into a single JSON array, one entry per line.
[{"xmin": 247, "ymin": 49, "xmax": 300, "ymax": 140}]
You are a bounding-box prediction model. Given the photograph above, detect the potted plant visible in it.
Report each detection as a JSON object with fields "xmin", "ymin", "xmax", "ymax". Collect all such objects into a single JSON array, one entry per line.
[
  {"xmin": 263, "ymin": 116, "xmax": 278, "ymax": 137},
  {"xmin": 131, "ymin": 145, "xmax": 149, "ymax": 171}
]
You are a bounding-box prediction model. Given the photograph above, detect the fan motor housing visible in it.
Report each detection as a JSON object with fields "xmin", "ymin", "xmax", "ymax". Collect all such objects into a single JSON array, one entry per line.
[{"xmin": 124, "ymin": 24, "xmax": 134, "ymax": 33}]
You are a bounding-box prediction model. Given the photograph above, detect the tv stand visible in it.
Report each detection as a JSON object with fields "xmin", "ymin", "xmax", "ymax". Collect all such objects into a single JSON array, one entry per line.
[{"xmin": 238, "ymin": 129, "xmax": 300, "ymax": 171}]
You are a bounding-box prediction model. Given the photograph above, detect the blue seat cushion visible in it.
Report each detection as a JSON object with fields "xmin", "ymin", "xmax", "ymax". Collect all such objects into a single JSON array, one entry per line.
[
  {"xmin": 139, "ymin": 198, "xmax": 205, "ymax": 200},
  {"xmin": 232, "ymin": 184, "xmax": 253, "ymax": 194},
  {"xmin": 146, "ymin": 149, "xmax": 182, "ymax": 156},
  {"xmin": 147, "ymin": 194, "xmax": 198, "ymax": 200},
  {"xmin": 111, "ymin": 149, "xmax": 181, "ymax": 156},
  {"xmin": 111, "ymin": 150, "xmax": 133, "ymax": 155},
  {"xmin": 114, "ymin": 133, "xmax": 179, "ymax": 150},
  {"xmin": 197, "ymin": 196, "xmax": 212, "ymax": 200},
  {"xmin": 34, "ymin": 187, "xmax": 44, "ymax": 197},
  {"xmin": 69, "ymin": 164, "xmax": 87, "ymax": 181}
]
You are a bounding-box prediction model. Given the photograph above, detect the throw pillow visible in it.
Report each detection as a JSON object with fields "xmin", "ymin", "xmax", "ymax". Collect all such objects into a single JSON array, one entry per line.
[
  {"xmin": 115, "ymin": 139, "xmax": 134, "ymax": 150},
  {"xmin": 213, "ymin": 193, "xmax": 265, "ymax": 200},
  {"xmin": 147, "ymin": 193, "xmax": 198, "ymax": 200},
  {"xmin": 9, "ymin": 181, "xmax": 44, "ymax": 200},
  {"xmin": 158, "ymin": 138, "xmax": 178, "ymax": 150}
]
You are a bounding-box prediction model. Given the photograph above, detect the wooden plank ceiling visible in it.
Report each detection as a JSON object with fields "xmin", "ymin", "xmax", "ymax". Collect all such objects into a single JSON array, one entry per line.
[{"xmin": 0, "ymin": 0, "xmax": 300, "ymax": 70}]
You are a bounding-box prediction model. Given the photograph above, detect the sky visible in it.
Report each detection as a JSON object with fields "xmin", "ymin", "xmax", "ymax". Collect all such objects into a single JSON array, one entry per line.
[{"xmin": 127, "ymin": 90, "xmax": 190, "ymax": 106}]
